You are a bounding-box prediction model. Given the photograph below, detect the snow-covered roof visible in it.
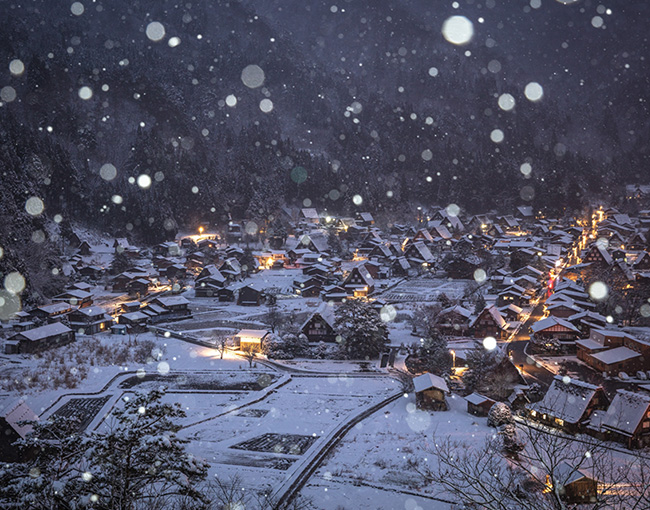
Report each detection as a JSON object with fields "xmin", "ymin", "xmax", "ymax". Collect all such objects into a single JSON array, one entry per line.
[
  {"xmin": 440, "ymin": 305, "xmax": 472, "ymax": 319},
  {"xmin": 121, "ymin": 311, "xmax": 150, "ymax": 321},
  {"xmin": 301, "ymin": 303, "xmax": 336, "ymax": 331},
  {"xmin": 71, "ymin": 306, "xmax": 108, "ymax": 318},
  {"xmin": 301, "ymin": 208, "xmax": 319, "ymax": 220},
  {"xmin": 0, "ymin": 399, "xmax": 38, "ymax": 438},
  {"xmin": 530, "ymin": 316, "xmax": 580, "ymax": 334},
  {"xmin": 35, "ymin": 302, "xmax": 72, "ymax": 315},
  {"xmin": 465, "ymin": 392, "xmax": 494, "ymax": 406},
  {"xmin": 236, "ymin": 329, "xmax": 269, "ymax": 341},
  {"xmin": 516, "ymin": 205, "xmax": 533, "ymax": 217},
  {"xmin": 575, "ymin": 339, "xmax": 607, "ymax": 351},
  {"xmin": 590, "ymin": 346, "xmax": 641, "ymax": 365},
  {"xmin": 601, "ymin": 390, "xmax": 650, "ymax": 436},
  {"xmin": 153, "ymin": 296, "xmax": 190, "ymax": 307},
  {"xmin": 413, "ymin": 373, "xmax": 449, "ymax": 394},
  {"xmin": 529, "ymin": 376, "xmax": 601, "ymax": 424},
  {"xmin": 11, "ymin": 321, "xmax": 72, "ymax": 342}
]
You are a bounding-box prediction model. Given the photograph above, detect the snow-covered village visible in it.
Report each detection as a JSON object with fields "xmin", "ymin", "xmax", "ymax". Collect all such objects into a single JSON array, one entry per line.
[{"xmin": 1, "ymin": 1, "xmax": 650, "ymax": 509}]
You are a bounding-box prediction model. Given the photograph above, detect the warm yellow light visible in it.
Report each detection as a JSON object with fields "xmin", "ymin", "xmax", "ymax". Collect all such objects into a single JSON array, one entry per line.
[{"xmin": 198, "ymin": 226, "xmax": 204, "ymax": 234}]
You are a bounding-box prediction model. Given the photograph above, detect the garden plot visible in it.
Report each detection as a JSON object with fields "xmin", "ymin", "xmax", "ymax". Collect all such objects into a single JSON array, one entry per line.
[
  {"xmin": 299, "ymin": 393, "xmax": 493, "ymax": 507},
  {"xmin": 181, "ymin": 375, "xmax": 399, "ymax": 488},
  {"xmin": 382, "ymin": 278, "xmax": 472, "ymax": 303},
  {"xmin": 232, "ymin": 433, "xmax": 318, "ymax": 455},
  {"xmin": 118, "ymin": 370, "xmax": 278, "ymax": 391},
  {"xmin": 52, "ymin": 395, "xmax": 113, "ymax": 432}
]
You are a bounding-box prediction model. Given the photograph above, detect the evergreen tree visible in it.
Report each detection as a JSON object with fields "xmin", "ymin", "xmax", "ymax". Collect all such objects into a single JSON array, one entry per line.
[
  {"xmin": 239, "ymin": 248, "xmax": 257, "ymax": 276},
  {"xmin": 110, "ymin": 250, "xmax": 131, "ymax": 275},
  {"xmin": 84, "ymin": 388, "xmax": 209, "ymax": 509},
  {"xmin": 334, "ymin": 299, "xmax": 389, "ymax": 359},
  {"xmin": 406, "ymin": 330, "xmax": 452, "ymax": 376},
  {"xmin": 0, "ymin": 389, "xmax": 208, "ymax": 510}
]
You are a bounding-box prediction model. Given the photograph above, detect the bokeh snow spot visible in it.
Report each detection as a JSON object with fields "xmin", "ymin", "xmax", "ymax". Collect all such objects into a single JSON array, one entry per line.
[
  {"xmin": 146, "ymin": 22, "xmax": 166, "ymax": 42},
  {"xmin": 524, "ymin": 82, "xmax": 544, "ymax": 101},
  {"xmin": 70, "ymin": 2, "xmax": 84, "ymax": 15},
  {"xmin": 483, "ymin": 336, "xmax": 497, "ymax": 350},
  {"xmin": 137, "ymin": 174, "xmax": 152, "ymax": 189},
  {"xmin": 9, "ymin": 59, "xmax": 25, "ymax": 76},
  {"xmin": 442, "ymin": 16, "xmax": 474, "ymax": 45},
  {"xmin": 589, "ymin": 281, "xmax": 608, "ymax": 301},
  {"xmin": 498, "ymin": 93, "xmax": 515, "ymax": 111},
  {"xmin": 157, "ymin": 361, "xmax": 170, "ymax": 375},
  {"xmin": 99, "ymin": 163, "xmax": 117, "ymax": 181},
  {"xmin": 25, "ymin": 196, "xmax": 44, "ymax": 216},
  {"xmin": 490, "ymin": 129, "xmax": 504, "ymax": 143},
  {"xmin": 1, "ymin": 86, "xmax": 17, "ymax": 102},
  {"xmin": 446, "ymin": 203, "xmax": 460, "ymax": 217},
  {"xmin": 5, "ymin": 272, "xmax": 26, "ymax": 294},
  {"xmin": 78, "ymin": 86, "xmax": 92, "ymax": 100},
  {"xmin": 259, "ymin": 98, "xmax": 273, "ymax": 113},
  {"xmin": 241, "ymin": 64, "xmax": 265, "ymax": 88}
]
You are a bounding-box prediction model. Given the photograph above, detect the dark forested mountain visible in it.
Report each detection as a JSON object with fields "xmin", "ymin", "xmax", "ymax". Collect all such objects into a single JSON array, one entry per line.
[{"xmin": 1, "ymin": 0, "xmax": 649, "ymax": 300}]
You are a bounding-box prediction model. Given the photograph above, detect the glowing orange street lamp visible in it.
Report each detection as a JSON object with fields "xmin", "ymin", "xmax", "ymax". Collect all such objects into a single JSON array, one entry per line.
[{"xmin": 198, "ymin": 226, "xmax": 204, "ymax": 234}]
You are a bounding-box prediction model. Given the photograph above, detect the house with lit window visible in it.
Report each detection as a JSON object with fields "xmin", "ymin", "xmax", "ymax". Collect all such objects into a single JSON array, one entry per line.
[
  {"xmin": 66, "ymin": 307, "xmax": 113, "ymax": 335},
  {"xmin": 527, "ymin": 376, "xmax": 608, "ymax": 434},
  {"xmin": 233, "ymin": 329, "xmax": 270, "ymax": 352},
  {"xmin": 343, "ymin": 265, "xmax": 375, "ymax": 297},
  {"xmin": 588, "ymin": 390, "xmax": 650, "ymax": 449},
  {"xmin": 544, "ymin": 461, "xmax": 598, "ymax": 504},
  {"xmin": 437, "ymin": 305, "xmax": 472, "ymax": 336}
]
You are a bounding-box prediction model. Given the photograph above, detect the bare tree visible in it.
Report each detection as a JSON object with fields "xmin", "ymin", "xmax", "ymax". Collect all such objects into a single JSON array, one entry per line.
[
  {"xmin": 241, "ymin": 344, "xmax": 257, "ymax": 368},
  {"xmin": 265, "ymin": 298, "xmax": 284, "ymax": 333},
  {"xmin": 409, "ymin": 422, "xmax": 650, "ymax": 510},
  {"xmin": 212, "ymin": 333, "xmax": 230, "ymax": 359}
]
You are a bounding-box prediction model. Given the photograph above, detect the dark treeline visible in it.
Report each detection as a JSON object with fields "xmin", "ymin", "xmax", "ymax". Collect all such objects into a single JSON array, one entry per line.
[{"xmin": 1, "ymin": 0, "xmax": 649, "ymax": 301}]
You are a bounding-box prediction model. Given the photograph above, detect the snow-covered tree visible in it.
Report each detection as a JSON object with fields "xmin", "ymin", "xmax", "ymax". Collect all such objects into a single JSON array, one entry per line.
[
  {"xmin": 0, "ymin": 389, "xmax": 208, "ymax": 510},
  {"xmin": 487, "ymin": 402, "xmax": 513, "ymax": 428},
  {"xmin": 110, "ymin": 250, "xmax": 131, "ymax": 275},
  {"xmin": 83, "ymin": 388, "xmax": 209, "ymax": 509},
  {"xmin": 499, "ymin": 423, "xmax": 525, "ymax": 456},
  {"xmin": 405, "ymin": 331, "xmax": 452, "ymax": 376},
  {"xmin": 0, "ymin": 415, "xmax": 85, "ymax": 509},
  {"xmin": 334, "ymin": 299, "xmax": 388, "ymax": 359},
  {"xmin": 463, "ymin": 344, "xmax": 503, "ymax": 393}
]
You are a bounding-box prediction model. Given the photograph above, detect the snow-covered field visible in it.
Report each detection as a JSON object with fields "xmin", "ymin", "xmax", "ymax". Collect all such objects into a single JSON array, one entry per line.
[{"xmin": 299, "ymin": 393, "xmax": 493, "ymax": 509}]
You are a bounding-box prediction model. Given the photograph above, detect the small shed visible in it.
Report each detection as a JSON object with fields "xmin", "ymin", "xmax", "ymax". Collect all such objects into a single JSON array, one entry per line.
[
  {"xmin": 234, "ymin": 329, "xmax": 270, "ymax": 352},
  {"xmin": 465, "ymin": 392, "xmax": 496, "ymax": 416},
  {"xmin": 413, "ymin": 373, "xmax": 450, "ymax": 411},
  {"xmin": 111, "ymin": 324, "xmax": 128, "ymax": 335}
]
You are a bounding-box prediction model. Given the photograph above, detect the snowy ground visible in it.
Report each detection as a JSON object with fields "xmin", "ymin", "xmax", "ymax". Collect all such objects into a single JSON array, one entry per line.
[{"xmin": 299, "ymin": 393, "xmax": 493, "ymax": 509}]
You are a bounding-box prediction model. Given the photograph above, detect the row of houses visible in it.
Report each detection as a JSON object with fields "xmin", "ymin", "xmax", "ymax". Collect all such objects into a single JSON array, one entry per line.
[
  {"xmin": 527, "ymin": 375, "xmax": 650, "ymax": 449},
  {"xmin": 3, "ymin": 295, "xmax": 192, "ymax": 354}
]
